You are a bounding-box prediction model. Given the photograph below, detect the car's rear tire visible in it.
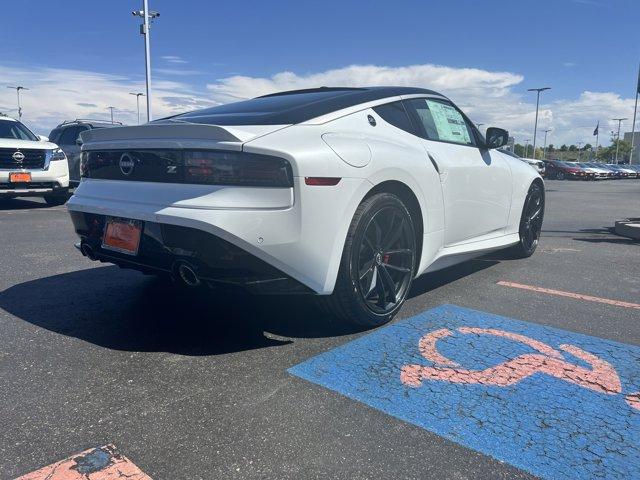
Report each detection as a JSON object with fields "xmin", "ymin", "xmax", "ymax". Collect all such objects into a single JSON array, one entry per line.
[
  {"xmin": 44, "ymin": 192, "xmax": 68, "ymax": 206},
  {"xmin": 556, "ymin": 171, "xmax": 565, "ymax": 180},
  {"xmin": 509, "ymin": 182, "xmax": 544, "ymax": 258},
  {"xmin": 318, "ymin": 193, "xmax": 417, "ymax": 328}
]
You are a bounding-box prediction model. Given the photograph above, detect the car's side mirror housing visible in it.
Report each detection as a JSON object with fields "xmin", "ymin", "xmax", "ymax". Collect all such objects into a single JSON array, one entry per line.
[
  {"xmin": 38, "ymin": 135, "xmax": 49, "ymax": 142},
  {"xmin": 76, "ymin": 137, "xmax": 83, "ymax": 146},
  {"xmin": 484, "ymin": 127, "xmax": 509, "ymax": 150}
]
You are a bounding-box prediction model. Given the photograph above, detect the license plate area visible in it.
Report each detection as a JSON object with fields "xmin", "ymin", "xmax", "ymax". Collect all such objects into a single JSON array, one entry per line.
[
  {"xmin": 102, "ymin": 217, "xmax": 143, "ymax": 255},
  {"xmin": 9, "ymin": 172, "xmax": 31, "ymax": 183}
]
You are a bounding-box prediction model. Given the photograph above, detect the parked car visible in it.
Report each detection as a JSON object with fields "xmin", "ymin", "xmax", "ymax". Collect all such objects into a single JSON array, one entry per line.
[
  {"xmin": 0, "ymin": 115, "xmax": 69, "ymax": 205},
  {"xmin": 606, "ymin": 164, "xmax": 638, "ymax": 179},
  {"xmin": 576, "ymin": 162, "xmax": 611, "ymax": 180},
  {"xmin": 499, "ymin": 149, "xmax": 545, "ymax": 176},
  {"xmin": 49, "ymin": 119, "xmax": 123, "ymax": 187},
  {"xmin": 543, "ymin": 160, "xmax": 593, "ymax": 180},
  {"xmin": 68, "ymin": 86, "xmax": 543, "ymax": 327},
  {"xmin": 626, "ymin": 164, "xmax": 640, "ymax": 177}
]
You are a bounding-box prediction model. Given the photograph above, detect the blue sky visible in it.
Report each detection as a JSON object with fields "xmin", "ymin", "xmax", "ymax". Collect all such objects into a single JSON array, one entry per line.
[{"xmin": 1, "ymin": 0, "xmax": 639, "ymax": 145}]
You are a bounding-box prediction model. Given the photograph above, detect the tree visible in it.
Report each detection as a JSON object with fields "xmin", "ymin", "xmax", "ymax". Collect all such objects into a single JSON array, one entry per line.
[
  {"xmin": 583, "ymin": 143, "xmax": 592, "ymax": 151},
  {"xmin": 568, "ymin": 144, "xmax": 577, "ymax": 151},
  {"xmin": 560, "ymin": 144, "xmax": 568, "ymax": 151}
]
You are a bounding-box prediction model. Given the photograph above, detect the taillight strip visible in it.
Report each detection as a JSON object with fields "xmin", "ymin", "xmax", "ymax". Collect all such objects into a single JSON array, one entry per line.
[{"xmin": 304, "ymin": 177, "xmax": 342, "ymax": 186}]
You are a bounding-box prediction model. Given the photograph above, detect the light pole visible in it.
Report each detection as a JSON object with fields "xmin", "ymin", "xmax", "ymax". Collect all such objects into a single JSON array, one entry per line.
[
  {"xmin": 612, "ymin": 117, "xmax": 627, "ymax": 164},
  {"xmin": 524, "ymin": 139, "xmax": 530, "ymax": 158},
  {"xmin": 129, "ymin": 92, "xmax": 145, "ymax": 124},
  {"xmin": 108, "ymin": 106, "xmax": 115, "ymax": 124},
  {"xmin": 542, "ymin": 129, "xmax": 551, "ymax": 159},
  {"xmin": 528, "ymin": 87, "xmax": 551, "ymax": 159},
  {"xmin": 132, "ymin": 2, "xmax": 160, "ymax": 122},
  {"xmin": 7, "ymin": 86, "xmax": 29, "ymax": 120},
  {"xmin": 577, "ymin": 141, "xmax": 583, "ymax": 162}
]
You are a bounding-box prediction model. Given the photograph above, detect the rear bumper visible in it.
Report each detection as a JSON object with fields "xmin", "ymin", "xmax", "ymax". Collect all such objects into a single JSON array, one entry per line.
[
  {"xmin": 70, "ymin": 211, "xmax": 313, "ymax": 294},
  {"xmin": 67, "ymin": 177, "xmax": 373, "ymax": 294}
]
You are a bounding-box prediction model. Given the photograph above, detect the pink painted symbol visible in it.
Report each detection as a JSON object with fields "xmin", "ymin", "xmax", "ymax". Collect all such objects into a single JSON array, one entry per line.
[
  {"xmin": 15, "ymin": 444, "xmax": 152, "ymax": 480},
  {"xmin": 400, "ymin": 327, "xmax": 640, "ymax": 412}
]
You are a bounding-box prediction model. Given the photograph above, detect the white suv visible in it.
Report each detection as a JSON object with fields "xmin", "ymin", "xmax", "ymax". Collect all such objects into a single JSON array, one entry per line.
[{"xmin": 0, "ymin": 116, "xmax": 70, "ymax": 205}]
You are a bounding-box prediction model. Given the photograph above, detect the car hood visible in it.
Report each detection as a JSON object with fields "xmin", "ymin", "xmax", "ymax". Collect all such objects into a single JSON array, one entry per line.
[{"xmin": 0, "ymin": 138, "xmax": 58, "ymax": 150}]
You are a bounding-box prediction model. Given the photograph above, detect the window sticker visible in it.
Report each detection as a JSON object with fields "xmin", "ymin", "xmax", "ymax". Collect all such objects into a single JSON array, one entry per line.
[{"xmin": 425, "ymin": 100, "xmax": 472, "ymax": 144}]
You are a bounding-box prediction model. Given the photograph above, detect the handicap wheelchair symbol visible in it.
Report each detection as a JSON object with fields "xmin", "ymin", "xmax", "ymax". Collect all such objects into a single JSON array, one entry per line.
[{"xmin": 400, "ymin": 327, "xmax": 640, "ymax": 412}]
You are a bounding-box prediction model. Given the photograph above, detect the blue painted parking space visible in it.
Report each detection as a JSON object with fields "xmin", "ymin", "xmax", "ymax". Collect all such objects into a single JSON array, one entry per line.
[{"xmin": 289, "ymin": 305, "xmax": 640, "ymax": 480}]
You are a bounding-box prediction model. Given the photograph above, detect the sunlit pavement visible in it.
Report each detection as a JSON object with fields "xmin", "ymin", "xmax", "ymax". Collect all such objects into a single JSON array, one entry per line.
[{"xmin": 1, "ymin": 179, "xmax": 638, "ymax": 479}]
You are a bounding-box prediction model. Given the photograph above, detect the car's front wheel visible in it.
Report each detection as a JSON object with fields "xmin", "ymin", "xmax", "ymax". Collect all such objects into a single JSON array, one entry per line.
[
  {"xmin": 509, "ymin": 181, "xmax": 544, "ymax": 258},
  {"xmin": 319, "ymin": 193, "xmax": 417, "ymax": 327},
  {"xmin": 556, "ymin": 171, "xmax": 565, "ymax": 180},
  {"xmin": 44, "ymin": 192, "xmax": 68, "ymax": 206}
]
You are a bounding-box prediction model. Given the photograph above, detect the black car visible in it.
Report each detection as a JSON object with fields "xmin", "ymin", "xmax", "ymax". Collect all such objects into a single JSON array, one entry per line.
[{"xmin": 49, "ymin": 119, "xmax": 123, "ymax": 186}]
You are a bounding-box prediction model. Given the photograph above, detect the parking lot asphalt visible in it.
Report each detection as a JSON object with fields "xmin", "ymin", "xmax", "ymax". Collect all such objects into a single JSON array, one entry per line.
[{"xmin": 0, "ymin": 179, "xmax": 638, "ymax": 479}]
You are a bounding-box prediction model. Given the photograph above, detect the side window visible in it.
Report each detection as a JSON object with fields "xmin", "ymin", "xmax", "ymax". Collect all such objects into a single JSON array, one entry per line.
[
  {"xmin": 406, "ymin": 98, "xmax": 476, "ymax": 146},
  {"xmin": 373, "ymin": 101, "xmax": 415, "ymax": 134},
  {"xmin": 59, "ymin": 127, "xmax": 80, "ymax": 145}
]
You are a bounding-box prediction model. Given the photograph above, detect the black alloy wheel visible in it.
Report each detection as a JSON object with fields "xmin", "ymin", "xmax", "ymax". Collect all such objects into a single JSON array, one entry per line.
[
  {"xmin": 355, "ymin": 204, "xmax": 415, "ymax": 316},
  {"xmin": 319, "ymin": 193, "xmax": 417, "ymax": 327},
  {"xmin": 511, "ymin": 182, "xmax": 544, "ymax": 258},
  {"xmin": 556, "ymin": 171, "xmax": 565, "ymax": 180}
]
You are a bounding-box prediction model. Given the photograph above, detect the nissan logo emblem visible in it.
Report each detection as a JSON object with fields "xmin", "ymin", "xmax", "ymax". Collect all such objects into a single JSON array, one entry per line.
[
  {"xmin": 12, "ymin": 151, "xmax": 25, "ymax": 163},
  {"xmin": 119, "ymin": 153, "xmax": 135, "ymax": 176}
]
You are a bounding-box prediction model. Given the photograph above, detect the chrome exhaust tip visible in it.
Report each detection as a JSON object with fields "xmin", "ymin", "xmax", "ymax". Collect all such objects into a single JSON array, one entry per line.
[{"xmin": 175, "ymin": 261, "xmax": 201, "ymax": 287}]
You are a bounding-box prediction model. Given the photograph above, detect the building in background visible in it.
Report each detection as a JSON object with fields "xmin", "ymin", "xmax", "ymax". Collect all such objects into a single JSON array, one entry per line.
[{"xmin": 623, "ymin": 132, "xmax": 640, "ymax": 164}]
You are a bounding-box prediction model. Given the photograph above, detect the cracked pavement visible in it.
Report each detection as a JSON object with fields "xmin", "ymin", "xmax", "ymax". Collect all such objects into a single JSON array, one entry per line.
[{"xmin": 0, "ymin": 179, "xmax": 639, "ymax": 479}]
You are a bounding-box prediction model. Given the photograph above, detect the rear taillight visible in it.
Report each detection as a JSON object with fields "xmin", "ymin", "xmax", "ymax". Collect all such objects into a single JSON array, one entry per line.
[{"xmin": 183, "ymin": 151, "xmax": 293, "ymax": 187}]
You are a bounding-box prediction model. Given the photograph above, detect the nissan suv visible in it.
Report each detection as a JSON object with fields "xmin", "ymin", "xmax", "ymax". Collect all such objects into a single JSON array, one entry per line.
[
  {"xmin": 0, "ymin": 116, "xmax": 70, "ymax": 205},
  {"xmin": 49, "ymin": 119, "xmax": 122, "ymax": 186}
]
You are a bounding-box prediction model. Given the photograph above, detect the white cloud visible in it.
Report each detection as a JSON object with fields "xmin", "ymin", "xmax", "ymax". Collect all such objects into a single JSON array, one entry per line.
[
  {"xmin": 1, "ymin": 62, "xmax": 636, "ymax": 146},
  {"xmin": 0, "ymin": 64, "xmax": 214, "ymax": 134},
  {"xmin": 161, "ymin": 55, "xmax": 188, "ymax": 64}
]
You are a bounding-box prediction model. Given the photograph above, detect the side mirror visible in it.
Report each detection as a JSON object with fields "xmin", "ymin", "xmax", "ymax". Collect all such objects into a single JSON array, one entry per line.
[
  {"xmin": 485, "ymin": 127, "xmax": 509, "ymax": 149},
  {"xmin": 38, "ymin": 135, "xmax": 49, "ymax": 142},
  {"xmin": 76, "ymin": 137, "xmax": 83, "ymax": 146}
]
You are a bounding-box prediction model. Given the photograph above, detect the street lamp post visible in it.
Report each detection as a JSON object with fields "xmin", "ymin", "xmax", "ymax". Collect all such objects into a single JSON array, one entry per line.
[
  {"xmin": 129, "ymin": 92, "xmax": 145, "ymax": 125},
  {"xmin": 577, "ymin": 141, "xmax": 583, "ymax": 162},
  {"xmin": 7, "ymin": 86, "xmax": 29, "ymax": 120},
  {"xmin": 612, "ymin": 117, "xmax": 628, "ymax": 164},
  {"xmin": 527, "ymin": 87, "xmax": 551, "ymax": 159},
  {"xmin": 524, "ymin": 139, "xmax": 530, "ymax": 158},
  {"xmin": 108, "ymin": 106, "xmax": 115, "ymax": 124},
  {"xmin": 542, "ymin": 129, "xmax": 551, "ymax": 159},
  {"xmin": 132, "ymin": 1, "xmax": 160, "ymax": 122}
]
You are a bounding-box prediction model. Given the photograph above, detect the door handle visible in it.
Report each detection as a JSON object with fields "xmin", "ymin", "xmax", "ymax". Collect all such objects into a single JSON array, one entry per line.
[{"xmin": 427, "ymin": 152, "xmax": 440, "ymax": 173}]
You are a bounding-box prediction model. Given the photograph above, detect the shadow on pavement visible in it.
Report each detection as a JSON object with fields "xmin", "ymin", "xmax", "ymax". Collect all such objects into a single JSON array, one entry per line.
[
  {"xmin": 0, "ymin": 265, "xmax": 366, "ymax": 356},
  {"xmin": 0, "ymin": 198, "xmax": 53, "ymax": 210},
  {"xmin": 1, "ymin": 254, "xmax": 503, "ymax": 356}
]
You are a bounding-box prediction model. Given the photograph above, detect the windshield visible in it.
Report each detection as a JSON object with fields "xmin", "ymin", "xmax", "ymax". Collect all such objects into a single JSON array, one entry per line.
[{"xmin": 0, "ymin": 120, "xmax": 39, "ymax": 141}]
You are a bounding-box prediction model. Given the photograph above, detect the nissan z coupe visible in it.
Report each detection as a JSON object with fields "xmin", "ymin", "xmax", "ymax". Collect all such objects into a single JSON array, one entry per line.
[{"xmin": 68, "ymin": 87, "xmax": 544, "ymax": 327}]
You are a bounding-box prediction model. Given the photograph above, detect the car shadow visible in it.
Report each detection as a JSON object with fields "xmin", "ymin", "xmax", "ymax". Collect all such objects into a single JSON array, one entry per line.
[
  {"xmin": 0, "ymin": 265, "xmax": 367, "ymax": 356},
  {"xmin": 0, "ymin": 198, "xmax": 54, "ymax": 210},
  {"xmin": 0, "ymin": 254, "xmax": 504, "ymax": 356}
]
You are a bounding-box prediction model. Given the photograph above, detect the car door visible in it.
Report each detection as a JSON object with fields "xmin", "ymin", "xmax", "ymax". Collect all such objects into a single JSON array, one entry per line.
[{"xmin": 404, "ymin": 97, "xmax": 512, "ymax": 246}]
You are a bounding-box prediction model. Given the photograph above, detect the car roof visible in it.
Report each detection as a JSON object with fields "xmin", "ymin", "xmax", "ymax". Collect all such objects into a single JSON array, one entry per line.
[
  {"xmin": 55, "ymin": 119, "xmax": 122, "ymax": 128},
  {"xmin": 164, "ymin": 86, "xmax": 443, "ymax": 126},
  {"xmin": 0, "ymin": 116, "xmax": 18, "ymax": 122}
]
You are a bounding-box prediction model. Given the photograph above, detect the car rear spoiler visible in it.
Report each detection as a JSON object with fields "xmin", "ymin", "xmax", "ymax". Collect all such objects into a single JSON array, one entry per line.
[{"xmin": 80, "ymin": 123, "xmax": 242, "ymax": 144}]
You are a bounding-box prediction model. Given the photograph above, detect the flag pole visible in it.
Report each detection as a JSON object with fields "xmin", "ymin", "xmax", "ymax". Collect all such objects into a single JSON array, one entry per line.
[{"xmin": 630, "ymin": 63, "xmax": 639, "ymax": 165}]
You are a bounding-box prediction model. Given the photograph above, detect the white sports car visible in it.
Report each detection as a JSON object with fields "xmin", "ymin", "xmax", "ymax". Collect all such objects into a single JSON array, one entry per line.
[{"xmin": 68, "ymin": 87, "xmax": 544, "ymax": 327}]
